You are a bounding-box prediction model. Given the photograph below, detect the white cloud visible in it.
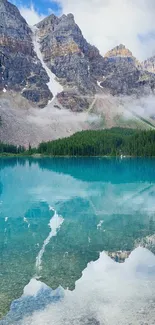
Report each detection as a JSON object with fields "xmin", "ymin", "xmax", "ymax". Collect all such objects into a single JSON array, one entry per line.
[
  {"xmin": 54, "ymin": 0, "xmax": 155, "ymax": 60},
  {"xmin": 19, "ymin": 4, "xmax": 45, "ymax": 26}
]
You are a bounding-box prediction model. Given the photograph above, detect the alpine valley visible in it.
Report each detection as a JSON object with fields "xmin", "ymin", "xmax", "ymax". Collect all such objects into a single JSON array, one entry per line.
[{"xmin": 1, "ymin": 0, "xmax": 155, "ymax": 147}]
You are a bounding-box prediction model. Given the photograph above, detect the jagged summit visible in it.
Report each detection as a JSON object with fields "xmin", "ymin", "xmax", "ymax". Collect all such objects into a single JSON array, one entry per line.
[
  {"xmin": 1, "ymin": 0, "xmax": 155, "ymax": 112},
  {"xmin": 0, "ymin": 0, "xmax": 52, "ymax": 106},
  {"xmin": 36, "ymin": 12, "xmax": 76, "ymax": 34},
  {"xmin": 36, "ymin": 13, "xmax": 59, "ymax": 28},
  {"xmin": 36, "ymin": 12, "xmax": 75, "ymax": 25},
  {"xmin": 1, "ymin": 0, "xmax": 155, "ymax": 147},
  {"xmin": 36, "ymin": 10, "xmax": 105, "ymax": 110},
  {"xmin": 36, "ymin": 12, "xmax": 82, "ymax": 41},
  {"xmin": 105, "ymin": 44, "xmax": 134, "ymax": 58}
]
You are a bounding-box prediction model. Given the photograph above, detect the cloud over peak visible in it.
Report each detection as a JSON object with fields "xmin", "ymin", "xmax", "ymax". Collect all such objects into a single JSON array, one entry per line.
[
  {"xmin": 54, "ymin": 0, "xmax": 155, "ymax": 60},
  {"xmin": 16, "ymin": 0, "xmax": 155, "ymax": 60},
  {"xmin": 19, "ymin": 4, "xmax": 45, "ymax": 26}
]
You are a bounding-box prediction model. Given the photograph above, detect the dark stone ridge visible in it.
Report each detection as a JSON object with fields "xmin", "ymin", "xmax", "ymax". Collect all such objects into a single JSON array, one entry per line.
[{"xmin": 0, "ymin": 0, "xmax": 52, "ymax": 107}]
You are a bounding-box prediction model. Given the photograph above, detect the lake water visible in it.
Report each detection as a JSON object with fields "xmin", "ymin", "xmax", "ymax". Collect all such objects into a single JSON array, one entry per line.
[{"xmin": 0, "ymin": 157, "xmax": 155, "ymax": 324}]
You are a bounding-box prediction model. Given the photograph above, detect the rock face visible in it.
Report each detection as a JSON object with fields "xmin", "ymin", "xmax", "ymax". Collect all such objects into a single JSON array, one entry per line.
[
  {"xmin": 100, "ymin": 44, "xmax": 155, "ymax": 96},
  {"xmin": 0, "ymin": 0, "xmax": 52, "ymax": 107},
  {"xmin": 142, "ymin": 56, "xmax": 155, "ymax": 74},
  {"xmin": 36, "ymin": 14, "xmax": 155, "ymax": 108},
  {"xmin": 105, "ymin": 44, "xmax": 134, "ymax": 59},
  {"xmin": 36, "ymin": 13, "xmax": 106, "ymax": 110}
]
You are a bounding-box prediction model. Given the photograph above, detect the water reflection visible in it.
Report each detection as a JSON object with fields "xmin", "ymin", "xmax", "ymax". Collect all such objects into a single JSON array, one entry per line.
[{"xmin": 0, "ymin": 157, "xmax": 155, "ymax": 318}]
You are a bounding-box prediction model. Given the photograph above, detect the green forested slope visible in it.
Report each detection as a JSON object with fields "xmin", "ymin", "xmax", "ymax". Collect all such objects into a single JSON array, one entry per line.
[
  {"xmin": 1, "ymin": 128, "xmax": 155, "ymax": 156},
  {"xmin": 38, "ymin": 128, "xmax": 155, "ymax": 157}
]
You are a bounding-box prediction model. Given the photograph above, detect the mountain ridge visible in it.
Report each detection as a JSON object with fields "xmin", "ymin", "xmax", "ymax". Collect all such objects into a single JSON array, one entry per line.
[
  {"xmin": 1, "ymin": 1, "xmax": 155, "ymax": 108},
  {"xmin": 0, "ymin": 0, "xmax": 52, "ymax": 107},
  {"xmin": 1, "ymin": 0, "xmax": 155, "ymax": 147}
]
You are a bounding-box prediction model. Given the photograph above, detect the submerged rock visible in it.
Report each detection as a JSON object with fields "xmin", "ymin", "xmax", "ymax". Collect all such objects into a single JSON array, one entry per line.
[{"xmin": 107, "ymin": 250, "xmax": 131, "ymax": 262}]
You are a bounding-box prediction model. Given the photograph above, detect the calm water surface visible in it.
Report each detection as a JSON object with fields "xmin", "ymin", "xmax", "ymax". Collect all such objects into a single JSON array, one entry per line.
[{"xmin": 0, "ymin": 157, "xmax": 155, "ymax": 324}]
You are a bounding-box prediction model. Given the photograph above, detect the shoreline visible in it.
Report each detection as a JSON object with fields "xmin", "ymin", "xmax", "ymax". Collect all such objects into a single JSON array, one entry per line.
[{"xmin": 0, "ymin": 154, "xmax": 154, "ymax": 158}]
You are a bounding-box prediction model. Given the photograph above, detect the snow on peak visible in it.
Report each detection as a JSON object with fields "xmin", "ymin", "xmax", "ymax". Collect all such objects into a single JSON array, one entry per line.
[
  {"xmin": 31, "ymin": 27, "xmax": 63, "ymax": 100},
  {"xmin": 97, "ymin": 80, "xmax": 103, "ymax": 89}
]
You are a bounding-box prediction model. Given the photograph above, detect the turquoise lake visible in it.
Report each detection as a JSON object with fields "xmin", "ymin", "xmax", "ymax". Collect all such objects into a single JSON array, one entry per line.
[{"xmin": 0, "ymin": 157, "xmax": 155, "ymax": 325}]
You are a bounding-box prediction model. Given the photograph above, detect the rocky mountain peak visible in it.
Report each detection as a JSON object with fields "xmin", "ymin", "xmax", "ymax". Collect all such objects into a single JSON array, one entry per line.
[
  {"xmin": 60, "ymin": 13, "xmax": 75, "ymax": 22},
  {"xmin": 67, "ymin": 13, "xmax": 75, "ymax": 20},
  {"xmin": 105, "ymin": 44, "xmax": 134, "ymax": 58},
  {"xmin": 35, "ymin": 11, "xmax": 106, "ymax": 110},
  {"xmin": 36, "ymin": 13, "xmax": 59, "ymax": 30},
  {"xmin": 1, "ymin": 0, "xmax": 155, "ymax": 113},
  {"xmin": 37, "ymin": 12, "xmax": 82, "ymax": 41},
  {"xmin": 2, "ymin": 0, "xmax": 155, "ymax": 147},
  {"xmin": 0, "ymin": 0, "xmax": 53, "ymax": 106}
]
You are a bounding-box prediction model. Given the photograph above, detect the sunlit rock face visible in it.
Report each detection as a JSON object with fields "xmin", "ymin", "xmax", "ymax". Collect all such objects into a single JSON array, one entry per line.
[
  {"xmin": 0, "ymin": 0, "xmax": 52, "ymax": 107},
  {"xmin": 100, "ymin": 44, "xmax": 155, "ymax": 96},
  {"xmin": 105, "ymin": 44, "xmax": 134, "ymax": 59},
  {"xmin": 104, "ymin": 44, "xmax": 142, "ymax": 70}
]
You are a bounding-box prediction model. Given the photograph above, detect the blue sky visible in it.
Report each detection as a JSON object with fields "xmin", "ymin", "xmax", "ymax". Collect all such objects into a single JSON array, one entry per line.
[{"xmin": 10, "ymin": 0, "xmax": 61, "ymax": 16}]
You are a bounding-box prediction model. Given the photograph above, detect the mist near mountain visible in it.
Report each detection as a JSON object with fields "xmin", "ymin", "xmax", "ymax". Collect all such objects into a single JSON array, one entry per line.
[
  {"xmin": 18, "ymin": 0, "xmax": 155, "ymax": 60},
  {"xmin": 1, "ymin": 0, "xmax": 155, "ymax": 146}
]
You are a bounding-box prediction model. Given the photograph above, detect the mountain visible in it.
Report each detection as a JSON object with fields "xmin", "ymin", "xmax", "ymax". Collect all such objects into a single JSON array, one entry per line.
[
  {"xmin": 1, "ymin": 1, "xmax": 155, "ymax": 107},
  {"xmin": 36, "ymin": 13, "xmax": 106, "ymax": 111},
  {"xmin": 35, "ymin": 19, "xmax": 155, "ymax": 105},
  {"xmin": 0, "ymin": 0, "xmax": 52, "ymax": 107},
  {"xmin": 99, "ymin": 44, "xmax": 155, "ymax": 96},
  {"xmin": 1, "ymin": 0, "xmax": 155, "ymax": 147}
]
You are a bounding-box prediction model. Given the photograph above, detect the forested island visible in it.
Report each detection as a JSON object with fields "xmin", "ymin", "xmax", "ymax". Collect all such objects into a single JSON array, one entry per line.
[{"xmin": 1, "ymin": 128, "xmax": 155, "ymax": 157}]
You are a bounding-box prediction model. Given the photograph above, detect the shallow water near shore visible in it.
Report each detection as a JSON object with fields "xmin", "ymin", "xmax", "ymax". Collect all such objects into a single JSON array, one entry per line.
[{"xmin": 0, "ymin": 157, "xmax": 155, "ymax": 324}]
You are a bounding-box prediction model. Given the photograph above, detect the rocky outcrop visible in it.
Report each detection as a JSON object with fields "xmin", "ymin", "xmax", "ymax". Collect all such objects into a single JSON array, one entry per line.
[
  {"xmin": 135, "ymin": 234, "xmax": 155, "ymax": 254},
  {"xmin": 105, "ymin": 43, "xmax": 142, "ymax": 68},
  {"xmin": 100, "ymin": 45, "xmax": 155, "ymax": 96},
  {"xmin": 0, "ymin": 0, "xmax": 52, "ymax": 107},
  {"xmin": 105, "ymin": 44, "xmax": 134, "ymax": 59},
  {"xmin": 107, "ymin": 250, "xmax": 130, "ymax": 263},
  {"xmin": 142, "ymin": 56, "xmax": 155, "ymax": 74},
  {"xmin": 57, "ymin": 91, "xmax": 90, "ymax": 112}
]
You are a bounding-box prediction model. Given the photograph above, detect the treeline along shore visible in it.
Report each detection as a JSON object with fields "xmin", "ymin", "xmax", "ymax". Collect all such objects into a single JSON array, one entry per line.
[{"xmin": 1, "ymin": 128, "xmax": 155, "ymax": 157}]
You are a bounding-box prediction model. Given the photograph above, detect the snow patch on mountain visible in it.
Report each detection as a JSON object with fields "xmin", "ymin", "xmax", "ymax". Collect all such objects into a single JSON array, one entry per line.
[
  {"xmin": 97, "ymin": 81, "xmax": 103, "ymax": 89},
  {"xmin": 31, "ymin": 27, "xmax": 63, "ymax": 100}
]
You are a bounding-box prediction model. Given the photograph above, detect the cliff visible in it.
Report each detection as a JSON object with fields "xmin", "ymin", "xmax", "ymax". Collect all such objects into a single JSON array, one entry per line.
[{"xmin": 0, "ymin": 0, "xmax": 52, "ymax": 107}]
